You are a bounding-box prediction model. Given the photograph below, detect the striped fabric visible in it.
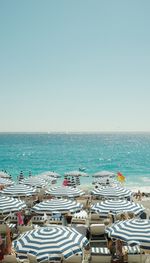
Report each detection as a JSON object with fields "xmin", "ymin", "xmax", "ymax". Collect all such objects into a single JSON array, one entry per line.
[
  {"xmin": 13, "ymin": 226, "xmax": 89, "ymax": 262},
  {"xmin": 92, "ymin": 177, "xmax": 119, "ymax": 186},
  {"xmin": 65, "ymin": 171, "xmax": 88, "ymax": 177},
  {"xmin": 123, "ymin": 245, "xmax": 140, "ymax": 254},
  {"xmin": 1, "ymin": 184, "xmax": 37, "ymax": 197},
  {"xmin": 106, "ymin": 219, "xmax": 150, "ymax": 250},
  {"xmin": 32, "ymin": 199, "xmax": 83, "ymax": 214},
  {"xmin": 0, "ymin": 196, "xmax": 26, "ymax": 214},
  {"xmin": 46, "ymin": 186, "xmax": 85, "ymax": 198},
  {"xmin": 91, "ymin": 199, "xmax": 144, "ymax": 216},
  {"xmin": 92, "ymin": 171, "xmax": 115, "ymax": 177},
  {"xmin": 21, "ymin": 177, "xmax": 49, "ymax": 188},
  {"xmin": 0, "ymin": 178, "xmax": 14, "ymax": 186},
  {"xmin": 91, "ymin": 247, "xmax": 111, "ymax": 255},
  {"xmin": 91, "ymin": 185, "xmax": 132, "ymax": 199}
]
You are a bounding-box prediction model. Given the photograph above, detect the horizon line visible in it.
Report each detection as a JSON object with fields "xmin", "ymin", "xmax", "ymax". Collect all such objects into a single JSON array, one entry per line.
[{"xmin": 0, "ymin": 131, "xmax": 150, "ymax": 134}]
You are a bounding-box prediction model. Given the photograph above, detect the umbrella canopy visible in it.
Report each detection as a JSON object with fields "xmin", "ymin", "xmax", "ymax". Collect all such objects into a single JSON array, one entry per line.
[
  {"xmin": 13, "ymin": 226, "xmax": 89, "ymax": 262},
  {"xmin": 0, "ymin": 178, "xmax": 14, "ymax": 186},
  {"xmin": 91, "ymin": 185, "xmax": 132, "ymax": 199},
  {"xmin": 21, "ymin": 177, "xmax": 49, "ymax": 188},
  {"xmin": 46, "ymin": 186, "xmax": 85, "ymax": 198},
  {"xmin": 32, "ymin": 199, "xmax": 83, "ymax": 214},
  {"xmin": 92, "ymin": 177, "xmax": 119, "ymax": 186},
  {"xmin": 0, "ymin": 196, "xmax": 26, "ymax": 214},
  {"xmin": 106, "ymin": 219, "xmax": 150, "ymax": 250},
  {"xmin": 91, "ymin": 199, "xmax": 145, "ymax": 216},
  {"xmin": 93, "ymin": 170, "xmax": 115, "ymax": 177},
  {"xmin": 0, "ymin": 184, "xmax": 37, "ymax": 197},
  {"xmin": 65, "ymin": 171, "xmax": 88, "ymax": 177},
  {"xmin": 39, "ymin": 171, "xmax": 61, "ymax": 178},
  {"xmin": 0, "ymin": 171, "xmax": 11, "ymax": 178}
]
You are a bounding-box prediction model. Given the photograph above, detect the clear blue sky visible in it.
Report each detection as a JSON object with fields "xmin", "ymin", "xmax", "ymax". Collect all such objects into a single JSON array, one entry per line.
[{"xmin": 0, "ymin": 0, "xmax": 150, "ymax": 132}]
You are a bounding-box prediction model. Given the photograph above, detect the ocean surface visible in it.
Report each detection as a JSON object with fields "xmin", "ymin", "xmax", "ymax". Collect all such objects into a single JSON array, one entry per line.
[{"xmin": 0, "ymin": 132, "xmax": 150, "ymax": 188}]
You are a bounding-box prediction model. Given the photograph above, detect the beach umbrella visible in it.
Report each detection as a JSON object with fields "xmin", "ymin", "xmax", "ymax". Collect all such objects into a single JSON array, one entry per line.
[
  {"xmin": 93, "ymin": 170, "xmax": 115, "ymax": 178},
  {"xmin": 18, "ymin": 171, "xmax": 24, "ymax": 181},
  {"xmin": 13, "ymin": 226, "xmax": 89, "ymax": 262},
  {"xmin": 39, "ymin": 171, "xmax": 61, "ymax": 178},
  {"xmin": 0, "ymin": 196, "xmax": 26, "ymax": 214},
  {"xmin": 0, "ymin": 171, "xmax": 11, "ymax": 179},
  {"xmin": 32, "ymin": 199, "xmax": 83, "ymax": 214},
  {"xmin": 0, "ymin": 178, "xmax": 14, "ymax": 186},
  {"xmin": 91, "ymin": 199, "xmax": 145, "ymax": 216},
  {"xmin": 106, "ymin": 219, "xmax": 150, "ymax": 250},
  {"xmin": 0, "ymin": 184, "xmax": 37, "ymax": 197},
  {"xmin": 75, "ymin": 175, "xmax": 80, "ymax": 186},
  {"xmin": 71, "ymin": 177, "xmax": 76, "ymax": 188},
  {"xmin": 92, "ymin": 177, "xmax": 119, "ymax": 186},
  {"xmin": 91, "ymin": 185, "xmax": 132, "ymax": 199},
  {"xmin": 46, "ymin": 186, "xmax": 85, "ymax": 198},
  {"xmin": 65, "ymin": 171, "xmax": 88, "ymax": 177},
  {"xmin": 21, "ymin": 177, "xmax": 49, "ymax": 188}
]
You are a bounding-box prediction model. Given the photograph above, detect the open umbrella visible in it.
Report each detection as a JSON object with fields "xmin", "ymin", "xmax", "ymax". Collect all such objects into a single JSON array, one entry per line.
[
  {"xmin": 46, "ymin": 186, "xmax": 85, "ymax": 198},
  {"xmin": 91, "ymin": 185, "xmax": 132, "ymax": 199},
  {"xmin": 0, "ymin": 196, "xmax": 26, "ymax": 214},
  {"xmin": 91, "ymin": 199, "xmax": 145, "ymax": 216},
  {"xmin": 32, "ymin": 199, "xmax": 83, "ymax": 214},
  {"xmin": 0, "ymin": 184, "xmax": 37, "ymax": 197},
  {"xmin": 13, "ymin": 226, "xmax": 89, "ymax": 262},
  {"xmin": 106, "ymin": 219, "xmax": 150, "ymax": 250}
]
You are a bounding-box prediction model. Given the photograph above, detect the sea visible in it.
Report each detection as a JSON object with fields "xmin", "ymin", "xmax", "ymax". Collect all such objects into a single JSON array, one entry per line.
[{"xmin": 0, "ymin": 132, "xmax": 150, "ymax": 189}]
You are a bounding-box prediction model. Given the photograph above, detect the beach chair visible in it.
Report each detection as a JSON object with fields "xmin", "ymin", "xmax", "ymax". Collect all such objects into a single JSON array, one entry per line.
[
  {"xmin": 123, "ymin": 245, "xmax": 147, "ymax": 263},
  {"xmin": 89, "ymin": 212, "xmax": 103, "ymax": 224},
  {"xmin": 27, "ymin": 253, "xmax": 38, "ymax": 263},
  {"xmin": 89, "ymin": 223, "xmax": 106, "ymax": 243},
  {"xmin": 17, "ymin": 225, "xmax": 33, "ymax": 234},
  {"xmin": 63, "ymin": 255, "xmax": 82, "ymax": 263},
  {"xmin": 2, "ymin": 255, "xmax": 20, "ymax": 263},
  {"xmin": 31, "ymin": 215, "xmax": 46, "ymax": 225},
  {"xmin": 71, "ymin": 217, "xmax": 87, "ymax": 225},
  {"xmin": 91, "ymin": 247, "xmax": 111, "ymax": 263}
]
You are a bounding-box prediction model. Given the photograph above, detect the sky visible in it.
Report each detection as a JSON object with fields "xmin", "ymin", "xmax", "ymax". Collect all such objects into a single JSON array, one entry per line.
[{"xmin": 0, "ymin": 0, "xmax": 150, "ymax": 132}]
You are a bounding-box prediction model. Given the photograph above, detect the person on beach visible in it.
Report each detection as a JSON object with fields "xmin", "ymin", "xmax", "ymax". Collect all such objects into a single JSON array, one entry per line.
[
  {"xmin": 16, "ymin": 211, "xmax": 24, "ymax": 225},
  {"xmin": 63, "ymin": 178, "xmax": 69, "ymax": 186},
  {"xmin": 136, "ymin": 190, "xmax": 142, "ymax": 201}
]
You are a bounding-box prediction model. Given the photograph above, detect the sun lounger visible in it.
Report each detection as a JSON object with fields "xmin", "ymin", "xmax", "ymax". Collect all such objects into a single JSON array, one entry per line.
[
  {"xmin": 91, "ymin": 247, "xmax": 111, "ymax": 263},
  {"xmin": 71, "ymin": 217, "xmax": 87, "ymax": 225},
  {"xmin": 31, "ymin": 216, "xmax": 46, "ymax": 224},
  {"xmin": 2, "ymin": 255, "xmax": 20, "ymax": 263},
  {"xmin": 17, "ymin": 225, "xmax": 34, "ymax": 233},
  {"xmin": 89, "ymin": 223, "xmax": 106, "ymax": 243},
  {"xmin": 123, "ymin": 245, "xmax": 147, "ymax": 263},
  {"xmin": 63, "ymin": 255, "xmax": 82, "ymax": 263},
  {"xmin": 27, "ymin": 253, "xmax": 38, "ymax": 263}
]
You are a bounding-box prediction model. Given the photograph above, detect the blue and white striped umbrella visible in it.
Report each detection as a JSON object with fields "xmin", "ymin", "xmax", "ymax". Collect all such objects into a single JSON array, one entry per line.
[
  {"xmin": 0, "ymin": 184, "xmax": 37, "ymax": 197},
  {"xmin": 91, "ymin": 185, "xmax": 132, "ymax": 199},
  {"xmin": 93, "ymin": 171, "xmax": 115, "ymax": 177},
  {"xmin": 21, "ymin": 177, "xmax": 49, "ymax": 188},
  {"xmin": 65, "ymin": 171, "xmax": 88, "ymax": 177},
  {"xmin": 0, "ymin": 196, "xmax": 26, "ymax": 214},
  {"xmin": 106, "ymin": 219, "xmax": 150, "ymax": 250},
  {"xmin": 32, "ymin": 199, "xmax": 83, "ymax": 214},
  {"xmin": 0, "ymin": 178, "xmax": 14, "ymax": 186},
  {"xmin": 13, "ymin": 226, "xmax": 89, "ymax": 262},
  {"xmin": 91, "ymin": 199, "xmax": 145, "ymax": 216},
  {"xmin": 92, "ymin": 177, "xmax": 119, "ymax": 186},
  {"xmin": 46, "ymin": 186, "xmax": 85, "ymax": 198}
]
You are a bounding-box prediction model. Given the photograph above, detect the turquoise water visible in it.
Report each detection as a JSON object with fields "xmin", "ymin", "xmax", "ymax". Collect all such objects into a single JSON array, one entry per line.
[{"xmin": 0, "ymin": 132, "xmax": 150, "ymax": 187}]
